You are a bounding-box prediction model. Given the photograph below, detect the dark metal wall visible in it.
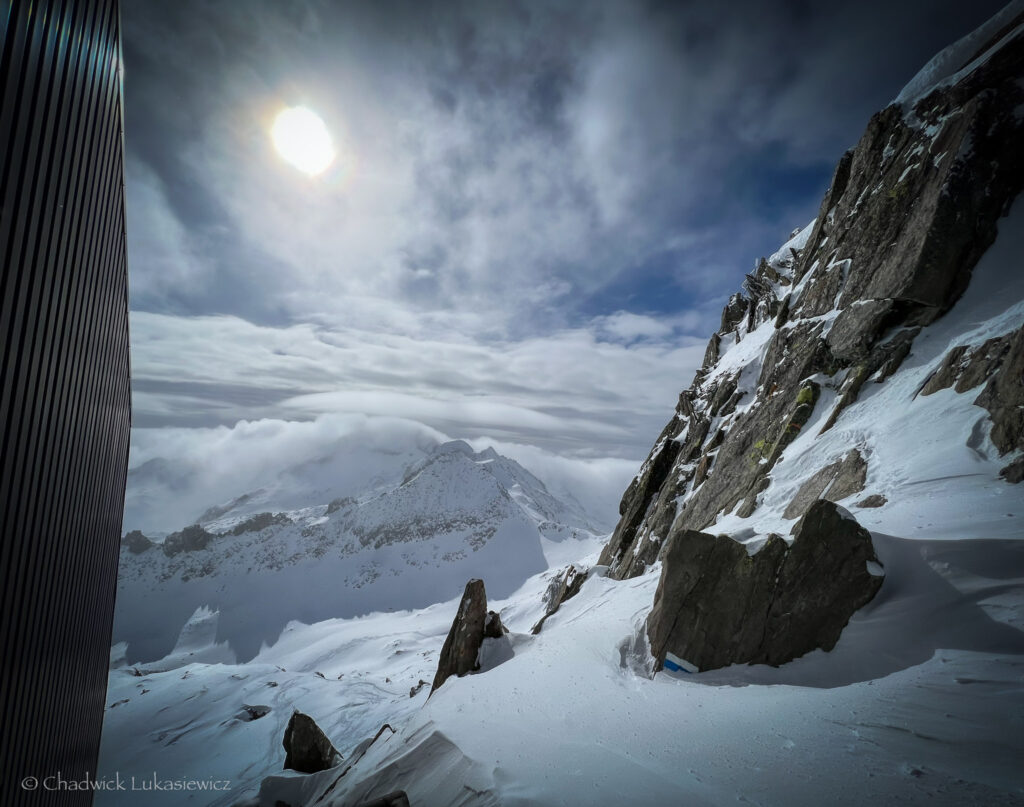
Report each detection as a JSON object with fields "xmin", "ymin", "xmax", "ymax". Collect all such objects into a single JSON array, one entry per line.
[{"xmin": 1, "ymin": 0, "xmax": 130, "ymax": 804}]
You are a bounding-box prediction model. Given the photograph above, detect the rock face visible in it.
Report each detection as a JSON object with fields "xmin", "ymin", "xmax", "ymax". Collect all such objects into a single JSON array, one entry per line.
[
  {"xmin": 531, "ymin": 565, "xmax": 588, "ymax": 634},
  {"xmin": 920, "ymin": 325, "xmax": 1024, "ymax": 481},
  {"xmin": 162, "ymin": 524, "xmax": 213, "ymax": 556},
  {"xmin": 431, "ymin": 579, "xmax": 490, "ymax": 693},
  {"xmin": 646, "ymin": 501, "xmax": 884, "ymax": 672},
  {"xmin": 783, "ymin": 450, "xmax": 867, "ymax": 520},
  {"xmin": 283, "ymin": 711, "xmax": 341, "ymax": 773},
  {"xmin": 600, "ymin": 17, "xmax": 1024, "ymax": 583},
  {"xmin": 122, "ymin": 530, "xmax": 154, "ymax": 554}
]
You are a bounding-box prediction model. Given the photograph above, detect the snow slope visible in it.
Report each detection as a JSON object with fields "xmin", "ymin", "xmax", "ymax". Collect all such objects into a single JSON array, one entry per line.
[
  {"xmin": 713, "ymin": 198, "xmax": 1024, "ymax": 545},
  {"xmin": 97, "ymin": 530, "xmax": 1024, "ymax": 806}
]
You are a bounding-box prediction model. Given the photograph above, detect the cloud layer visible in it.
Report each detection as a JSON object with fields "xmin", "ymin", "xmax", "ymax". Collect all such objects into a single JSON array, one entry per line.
[{"xmin": 121, "ymin": 1, "xmax": 1007, "ymax": 525}]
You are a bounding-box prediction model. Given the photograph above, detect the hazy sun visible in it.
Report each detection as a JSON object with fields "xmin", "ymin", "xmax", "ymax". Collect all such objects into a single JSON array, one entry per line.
[{"xmin": 271, "ymin": 106, "xmax": 335, "ymax": 176}]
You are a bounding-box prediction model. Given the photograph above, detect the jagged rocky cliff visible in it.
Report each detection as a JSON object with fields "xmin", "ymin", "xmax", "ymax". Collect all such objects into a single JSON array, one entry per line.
[{"xmin": 600, "ymin": 8, "xmax": 1024, "ymax": 672}]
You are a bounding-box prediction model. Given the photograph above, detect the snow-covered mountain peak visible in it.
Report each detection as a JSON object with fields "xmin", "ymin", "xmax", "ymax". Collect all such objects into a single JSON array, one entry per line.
[{"xmin": 115, "ymin": 439, "xmax": 599, "ymax": 665}]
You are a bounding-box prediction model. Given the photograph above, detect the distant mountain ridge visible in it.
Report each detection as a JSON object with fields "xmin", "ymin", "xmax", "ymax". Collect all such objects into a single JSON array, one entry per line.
[{"xmin": 115, "ymin": 440, "xmax": 600, "ymax": 663}]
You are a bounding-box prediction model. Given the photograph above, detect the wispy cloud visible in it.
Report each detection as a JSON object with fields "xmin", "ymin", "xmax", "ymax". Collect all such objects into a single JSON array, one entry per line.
[
  {"xmin": 129, "ymin": 310, "xmax": 706, "ymax": 458},
  {"xmin": 120, "ymin": 0, "xmax": 1007, "ymax": 525}
]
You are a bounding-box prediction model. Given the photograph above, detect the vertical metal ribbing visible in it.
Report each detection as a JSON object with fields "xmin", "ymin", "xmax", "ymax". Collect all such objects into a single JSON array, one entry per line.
[{"xmin": 0, "ymin": 0, "xmax": 130, "ymax": 804}]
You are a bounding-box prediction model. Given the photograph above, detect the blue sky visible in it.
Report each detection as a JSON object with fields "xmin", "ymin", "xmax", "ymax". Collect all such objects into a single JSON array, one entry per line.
[{"xmin": 120, "ymin": 0, "xmax": 1009, "ymax": 523}]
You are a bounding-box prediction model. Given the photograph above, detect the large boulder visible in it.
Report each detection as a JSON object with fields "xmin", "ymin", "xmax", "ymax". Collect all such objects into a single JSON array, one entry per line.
[
  {"xmin": 282, "ymin": 711, "xmax": 341, "ymax": 773},
  {"xmin": 431, "ymin": 579, "xmax": 489, "ymax": 693},
  {"xmin": 646, "ymin": 500, "xmax": 883, "ymax": 672}
]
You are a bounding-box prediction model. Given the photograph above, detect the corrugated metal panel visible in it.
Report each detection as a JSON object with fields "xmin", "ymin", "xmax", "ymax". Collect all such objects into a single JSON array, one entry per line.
[{"xmin": 0, "ymin": 0, "xmax": 130, "ymax": 803}]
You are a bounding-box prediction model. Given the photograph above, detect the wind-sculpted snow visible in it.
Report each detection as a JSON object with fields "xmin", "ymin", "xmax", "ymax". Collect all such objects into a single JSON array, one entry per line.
[
  {"xmin": 98, "ymin": 533, "xmax": 1024, "ymax": 806},
  {"xmin": 114, "ymin": 441, "xmax": 596, "ymax": 663}
]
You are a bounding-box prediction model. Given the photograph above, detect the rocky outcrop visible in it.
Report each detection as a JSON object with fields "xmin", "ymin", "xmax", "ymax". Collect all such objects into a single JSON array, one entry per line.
[
  {"xmin": 919, "ymin": 325, "xmax": 1024, "ymax": 481},
  {"xmin": 783, "ymin": 450, "xmax": 867, "ymax": 520},
  {"xmin": 531, "ymin": 565, "xmax": 588, "ymax": 634},
  {"xmin": 484, "ymin": 609, "xmax": 507, "ymax": 638},
  {"xmin": 283, "ymin": 711, "xmax": 342, "ymax": 773},
  {"xmin": 646, "ymin": 501, "xmax": 884, "ymax": 672},
  {"xmin": 973, "ymin": 326, "xmax": 1024, "ymax": 466},
  {"xmin": 600, "ymin": 18, "xmax": 1024, "ymax": 581},
  {"xmin": 122, "ymin": 530, "xmax": 154, "ymax": 554},
  {"xmin": 230, "ymin": 511, "xmax": 289, "ymax": 535},
  {"xmin": 162, "ymin": 524, "xmax": 213, "ymax": 556},
  {"xmin": 431, "ymin": 579, "xmax": 492, "ymax": 693}
]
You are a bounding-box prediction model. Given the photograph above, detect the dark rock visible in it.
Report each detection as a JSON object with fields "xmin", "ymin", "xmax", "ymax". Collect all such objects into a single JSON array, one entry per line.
[
  {"xmin": 874, "ymin": 330, "xmax": 917, "ymax": 383},
  {"xmin": 919, "ymin": 345, "xmax": 970, "ymax": 396},
  {"xmin": 162, "ymin": 524, "xmax": 213, "ymax": 556},
  {"xmin": 707, "ymin": 375, "xmax": 738, "ymax": 418},
  {"xmin": 919, "ymin": 327, "xmax": 1023, "ymax": 457},
  {"xmin": 235, "ymin": 704, "xmax": 271, "ymax": 722},
  {"xmin": 823, "ymin": 327, "xmax": 920, "ymax": 432},
  {"xmin": 855, "ymin": 494, "xmax": 888, "ymax": 508},
  {"xmin": 765, "ymin": 380, "xmax": 821, "ymax": 466},
  {"xmin": 122, "ymin": 530, "xmax": 154, "ymax": 554},
  {"xmin": 483, "ymin": 610, "xmax": 506, "ymax": 639},
  {"xmin": 826, "ymin": 299, "xmax": 896, "ymax": 363},
  {"xmin": 773, "ymin": 293, "xmax": 791, "ymax": 328},
  {"xmin": 668, "ymin": 324, "xmax": 834, "ymax": 536},
  {"xmin": 783, "ymin": 449, "xmax": 867, "ymax": 520},
  {"xmin": 598, "ymin": 419, "xmax": 684, "ymax": 576},
  {"xmin": 361, "ymin": 792, "xmax": 411, "ymax": 807},
  {"xmin": 719, "ymin": 293, "xmax": 749, "ymax": 333},
  {"xmin": 975, "ymin": 326, "xmax": 1024, "ymax": 456},
  {"xmin": 955, "ymin": 333, "xmax": 1014, "ymax": 393},
  {"xmin": 531, "ymin": 565, "xmax": 588, "ymax": 634},
  {"xmin": 1000, "ymin": 458, "xmax": 1024, "ymax": 484},
  {"xmin": 409, "ymin": 679, "xmax": 428, "ymax": 698},
  {"xmin": 431, "ymin": 579, "xmax": 488, "ymax": 693},
  {"xmin": 692, "ymin": 453, "xmax": 714, "ymax": 489},
  {"xmin": 231, "ymin": 512, "xmax": 288, "ymax": 535},
  {"xmin": 326, "ymin": 496, "xmax": 356, "ymax": 515},
  {"xmin": 647, "ymin": 500, "xmax": 883, "ymax": 672},
  {"xmin": 701, "ymin": 333, "xmax": 721, "ymax": 371},
  {"xmin": 819, "ymin": 364, "xmax": 870, "ymax": 434},
  {"xmin": 736, "ymin": 476, "xmax": 770, "ymax": 519},
  {"xmin": 283, "ymin": 711, "xmax": 341, "ymax": 773}
]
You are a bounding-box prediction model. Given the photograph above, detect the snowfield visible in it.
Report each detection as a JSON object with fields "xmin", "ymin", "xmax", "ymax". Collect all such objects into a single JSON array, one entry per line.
[
  {"xmin": 98, "ymin": 196, "xmax": 1024, "ymax": 805},
  {"xmin": 98, "ymin": 530, "xmax": 1024, "ymax": 806}
]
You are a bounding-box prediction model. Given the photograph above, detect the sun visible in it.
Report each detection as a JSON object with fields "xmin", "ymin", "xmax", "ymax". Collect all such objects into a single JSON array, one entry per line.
[{"xmin": 271, "ymin": 106, "xmax": 336, "ymax": 176}]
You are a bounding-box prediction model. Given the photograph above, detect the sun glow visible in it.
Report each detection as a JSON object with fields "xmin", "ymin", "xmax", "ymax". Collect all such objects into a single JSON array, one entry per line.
[{"xmin": 271, "ymin": 106, "xmax": 336, "ymax": 176}]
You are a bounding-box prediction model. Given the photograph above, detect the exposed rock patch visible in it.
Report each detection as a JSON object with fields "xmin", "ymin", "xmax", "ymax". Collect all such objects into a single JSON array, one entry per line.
[
  {"xmin": 283, "ymin": 711, "xmax": 342, "ymax": 773},
  {"xmin": 855, "ymin": 494, "xmax": 888, "ymax": 508},
  {"xmin": 646, "ymin": 501, "xmax": 884, "ymax": 672},
  {"xmin": 783, "ymin": 450, "xmax": 868, "ymax": 520},
  {"xmin": 531, "ymin": 565, "xmax": 588, "ymax": 634},
  {"xmin": 974, "ymin": 326, "xmax": 1024, "ymax": 458},
  {"xmin": 231, "ymin": 512, "xmax": 289, "ymax": 535},
  {"xmin": 162, "ymin": 524, "xmax": 213, "ymax": 556},
  {"xmin": 122, "ymin": 530, "xmax": 154, "ymax": 554}
]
